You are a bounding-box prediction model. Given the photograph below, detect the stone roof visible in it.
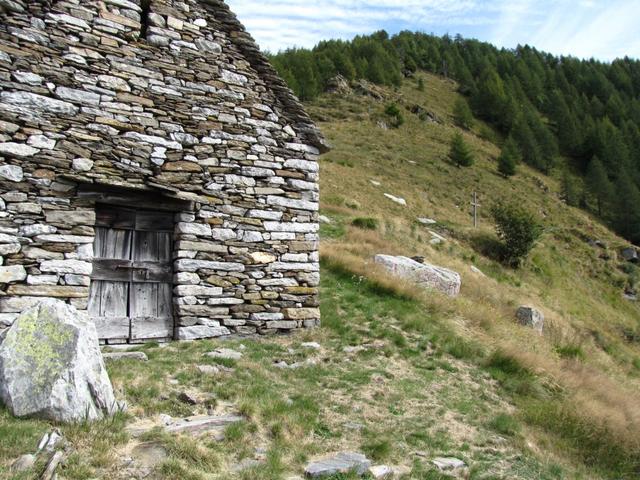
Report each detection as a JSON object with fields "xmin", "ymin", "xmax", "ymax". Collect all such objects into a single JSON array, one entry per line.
[{"xmin": 200, "ymin": 0, "xmax": 329, "ymax": 153}]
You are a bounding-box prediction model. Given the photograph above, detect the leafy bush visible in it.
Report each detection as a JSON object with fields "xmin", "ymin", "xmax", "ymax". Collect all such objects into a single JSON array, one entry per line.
[
  {"xmin": 351, "ymin": 217, "xmax": 378, "ymax": 230},
  {"xmin": 490, "ymin": 203, "xmax": 543, "ymax": 267},
  {"xmin": 384, "ymin": 103, "xmax": 404, "ymax": 128}
]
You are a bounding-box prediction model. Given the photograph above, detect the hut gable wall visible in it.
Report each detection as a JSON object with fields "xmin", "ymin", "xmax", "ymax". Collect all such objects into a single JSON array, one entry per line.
[{"xmin": 0, "ymin": 0, "xmax": 322, "ymax": 341}]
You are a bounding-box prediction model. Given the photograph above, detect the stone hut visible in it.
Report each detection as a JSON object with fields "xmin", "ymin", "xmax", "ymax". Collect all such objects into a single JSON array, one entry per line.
[{"xmin": 0, "ymin": 0, "xmax": 327, "ymax": 343}]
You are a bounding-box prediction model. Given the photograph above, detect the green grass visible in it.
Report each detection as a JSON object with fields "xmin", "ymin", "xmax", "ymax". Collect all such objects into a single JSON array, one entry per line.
[
  {"xmin": 0, "ymin": 268, "xmax": 581, "ymax": 479},
  {"xmin": 351, "ymin": 217, "xmax": 379, "ymax": 230}
]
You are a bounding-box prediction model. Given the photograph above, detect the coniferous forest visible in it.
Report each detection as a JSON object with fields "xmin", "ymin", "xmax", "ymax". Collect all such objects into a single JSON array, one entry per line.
[{"xmin": 269, "ymin": 32, "xmax": 640, "ymax": 244}]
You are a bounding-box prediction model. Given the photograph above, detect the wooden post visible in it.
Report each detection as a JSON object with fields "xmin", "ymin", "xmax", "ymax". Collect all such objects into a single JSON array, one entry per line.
[{"xmin": 471, "ymin": 191, "xmax": 480, "ymax": 228}]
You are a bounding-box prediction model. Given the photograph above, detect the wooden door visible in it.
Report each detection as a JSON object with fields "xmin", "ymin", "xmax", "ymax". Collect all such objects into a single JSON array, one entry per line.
[{"xmin": 89, "ymin": 206, "xmax": 174, "ymax": 342}]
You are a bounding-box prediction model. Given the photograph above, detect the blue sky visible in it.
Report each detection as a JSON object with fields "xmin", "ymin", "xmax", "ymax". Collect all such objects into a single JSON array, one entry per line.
[{"xmin": 225, "ymin": 0, "xmax": 640, "ymax": 61}]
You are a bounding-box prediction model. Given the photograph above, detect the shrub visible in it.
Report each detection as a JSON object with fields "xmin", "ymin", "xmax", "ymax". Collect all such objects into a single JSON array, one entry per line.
[
  {"xmin": 490, "ymin": 203, "xmax": 543, "ymax": 267},
  {"xmin": 489, "ymin": 413, "xmax": 521, "ymax": 436},
  {"xmin": 449, "ymin": 132, "xmax": 474, "ymax": 167},
  {"xmin": 417, "ymin": 77, "xmax": 425, "ymax": 91},
  {"xmin": 384, "ymin": 103, "xmax": 404, "ymax": 128},
  {"xmin": 351, "ymin": 217, "xmax": 378, "ymax": 230},
  {"xmin": 556, "ymin": 343, "xmax": 585, "ymax": 360}
]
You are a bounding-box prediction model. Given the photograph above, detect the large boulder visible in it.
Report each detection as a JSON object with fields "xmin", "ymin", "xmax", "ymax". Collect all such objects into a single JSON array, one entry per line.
[
  {"xmin": 374, "ymin": 255, "xmax": 461, "ymax": 297},
  {"xmin": 516, "ymin": 306, "xmax": 544, "ymax": 334},
  {"xmin": 0, "ymin": 299, "xmax": 118, "ymax": 422}
]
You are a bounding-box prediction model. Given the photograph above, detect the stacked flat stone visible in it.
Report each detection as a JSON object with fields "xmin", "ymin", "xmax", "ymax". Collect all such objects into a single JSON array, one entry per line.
[{"xmin": 0, "ymin": 0, "xmax": 327, "ymax": 341}]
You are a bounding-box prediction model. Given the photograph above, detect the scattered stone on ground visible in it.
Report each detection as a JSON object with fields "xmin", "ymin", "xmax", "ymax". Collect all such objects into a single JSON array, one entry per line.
[
  {"xmin": 368, "ymin": 465, "xmax": 394, "ymax": 478},
  {"xmin": 384, "ymin": 193, "xmax": 407, "ymax": 206},
  {"xmin": 417, "ymin": 217, "xmax": 437, "ymax": 225},
  {"xmin": 274, "ymin": 358, "xmax": 318, "ymax": 370},
  {"xmin": 470, "ymin": 266, "xmax": 486, "ymax": 277},
  {"xmin": 41, "ymin": 450, "xmax": 64, "ymax": 480},
  {"xmin": 304, "ymin": 452, "xmax": 372, "ymax": 478},
  {"xmin": 588, "ymin": 239, "xmax": 607, "ymax": 249},
  {"xmin": 516, "ymin": 306, "xmax": 544, "ymax": 334},
  {"xmin": 102, "ymin": 344, "xmax": 147, "ymax": 351},
  {"xmin": 11, "ymin": 454, "xmax": 35, "ymax": 472},
  {"xmin": 429, "ymin": 230, "xmax": 447, "ymax": 245},
  {"xmin": 370, "ymin": 179, "xmax": 381, "ymax": 187},
  {"xmin": 37, "ymin": 430, "xmax": 63, "ymax": 453},
  {"xmin": 205, "ymin": 348, "xmax": 243, "ymax": 360},
  {"xmin": 0, "ymin": 299, "xmax": 118, "ymax": 422},
  {"xmin": 301, "ymin": 341, "xmax": 321, "ymax": 350},
  {"xmin": 431, "ymin": 457, "xmax": 466, "ymax": 471},
  {"xmin": 375, "ymin": 254, "xmax": 461, "ymax": 297},
  {"xmin": 178, "ymin": 390, "xmax": 201, "ymax": 405},
  {"xmin": 343, "ymin": 422, "xmax": 365, "ymax": 431},
  {"xmin": 620, "ymin": 247, "xmax": 638, "ymax": 263},
  {"xmin": 127, "ymin": 413, "xmax": 243, "ymax": 437},
  {"xmin": 197, "ymin": 364, "xmax": 220, "ymax": 375},
  {"xmin": 319, "ymin": 215, "xmax": 332, "ymax": 224},
  {"xmin": 103, "ymin": 351, "xmax": 148, "ymax": 362}
]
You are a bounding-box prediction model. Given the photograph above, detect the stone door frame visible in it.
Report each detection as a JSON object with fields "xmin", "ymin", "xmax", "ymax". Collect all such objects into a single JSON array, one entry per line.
[{"xmin": 78, "ymin": 184, "xmax": 193, "ymax": 344}]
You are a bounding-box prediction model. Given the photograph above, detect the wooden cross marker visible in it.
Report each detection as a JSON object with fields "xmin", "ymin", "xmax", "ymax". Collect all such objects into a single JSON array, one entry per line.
[{"xmin": 471, "ymin": 191, "xmax": 480, "ymax": 228}]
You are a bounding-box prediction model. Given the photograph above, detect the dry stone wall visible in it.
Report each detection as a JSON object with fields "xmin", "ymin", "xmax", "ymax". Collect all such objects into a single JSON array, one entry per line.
[{"xmin": 0, "ymin": 0, "xmax": 326, "ymax": 341}]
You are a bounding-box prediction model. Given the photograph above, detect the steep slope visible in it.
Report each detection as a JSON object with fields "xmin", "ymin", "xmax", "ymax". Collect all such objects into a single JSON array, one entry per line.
[{"xmin": 310, "ymin": 71, "xmax": 640, "ymax": 478}]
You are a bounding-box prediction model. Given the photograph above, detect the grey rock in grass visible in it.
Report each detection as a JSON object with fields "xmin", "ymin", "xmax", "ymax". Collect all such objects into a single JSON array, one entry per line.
[
  {"xmin": 11, "ymin": 454, "xmax": 36, "ymax": 472},
  {"xmin": 374, "ymin": 254, "xmax": 461, "ymax": 297},
  {"xmin": 368, "ymin": 465, "xmax": 394, "ymax": 479},
  {"xmin": 0, "ymin": 299, "xmax": 118, "ymax": 422},
  {"xmin": 516, "ymin": 306, "xmax": 544, "ymax": 334},
  {"xmin": 205, "ymin": 348, "xmax": 243, "ymax": 360},
  {"xmin": 431, "ymin": 457, "xmax": 466, "ymax": 471},
  {"xmin": 197, "ymin": 364, "xmax": 220, "ymax": 375},
  {"xmin": 102, "ymin": 351, "xmax": 148, "ymax": 362},
  {"xmin": 620, "ymin": 247, "xmax": 639, "ymax": 263},
  {"xmin": 304, "ymin": 451, "xmax": 371, "ymax": 477}
]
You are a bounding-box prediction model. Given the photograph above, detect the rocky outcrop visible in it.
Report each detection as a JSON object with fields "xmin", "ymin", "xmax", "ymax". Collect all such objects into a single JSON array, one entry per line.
[
  {"xmin": 374, "ymin": 255, "xmax": 461, "ymax": 297},
  {"xmin": 0, "ymin": 299, "xmax": 118, "ymax": 422}
]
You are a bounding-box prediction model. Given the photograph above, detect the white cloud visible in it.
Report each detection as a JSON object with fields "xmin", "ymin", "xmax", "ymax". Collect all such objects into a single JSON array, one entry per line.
[{"xmin": 225, "ymin": 0, "xmax": 640, "ymax": 60}]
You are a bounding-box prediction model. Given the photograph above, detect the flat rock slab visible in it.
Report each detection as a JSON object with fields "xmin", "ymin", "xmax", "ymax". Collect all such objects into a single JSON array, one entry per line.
[
  {"xmin": 103, "ymin": 352, "xmax": 148, "ymax": 362},
  {"xmin": 304, "ymin": 452, "xmax": 371, "ymax": 478},
  {"xmin": 432, "ymin": 457, "xmax": 466, "ymax": 471},
  {"xmin": 127, "ymin": 413, "xmax": 243, "ymax": 437},
  {"xmin": 374, "ymin": 254, "xmax": 461, "ymax": 297},
  {"xmin": 205, "ymin": 348, "xmax": 243, "ymax": 360}
]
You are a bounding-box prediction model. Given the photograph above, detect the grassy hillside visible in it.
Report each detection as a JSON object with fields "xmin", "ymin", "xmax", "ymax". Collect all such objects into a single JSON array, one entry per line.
[
  {"xmin": 2, "ymin": 72, "xmax": 640, "ymax": 479},
  {"xmin": 310, "ymin": 72, "xmax": 640, "ymax": 477}
]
